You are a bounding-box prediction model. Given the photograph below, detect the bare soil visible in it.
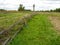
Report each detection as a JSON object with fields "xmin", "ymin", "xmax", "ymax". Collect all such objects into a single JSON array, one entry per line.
[{"xmin": 48, "ymin": 16, "xmax": 60, "ymax": 34}]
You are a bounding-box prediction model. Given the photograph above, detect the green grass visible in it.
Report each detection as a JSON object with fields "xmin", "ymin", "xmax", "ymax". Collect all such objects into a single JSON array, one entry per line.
[
  {"xmin": 0, "ymin": 12, "xmax": 29, "ymax": 30},
  {"xmin": 8, "ymin": 14, "xmax": 60, "ymax": 45}
]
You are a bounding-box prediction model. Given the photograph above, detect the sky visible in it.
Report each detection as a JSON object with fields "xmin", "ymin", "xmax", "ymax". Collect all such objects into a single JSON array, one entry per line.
[{"xmin": 0, "ymin": 0, "xmax": 60, "ymax": 11}]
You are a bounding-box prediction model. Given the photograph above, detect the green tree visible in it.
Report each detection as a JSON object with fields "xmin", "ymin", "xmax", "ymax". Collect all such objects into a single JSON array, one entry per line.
[
  {"xmin": 18, "ymin": 4, "xmax": 25, "ymax": 11},
  {"xmin": 55, "ymin": 8, "xmax": 60, "ymax": 12}
]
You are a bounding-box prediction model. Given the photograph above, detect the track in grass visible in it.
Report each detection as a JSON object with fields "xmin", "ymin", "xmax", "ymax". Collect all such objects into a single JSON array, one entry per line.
[{"xmin": 8, "ymin": 14, "xmax": 60, "ymax": 45}]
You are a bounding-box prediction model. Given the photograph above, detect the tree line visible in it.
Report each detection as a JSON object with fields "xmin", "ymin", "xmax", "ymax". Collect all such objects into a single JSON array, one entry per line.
[{"xmin": 50, "ymin": 8, "xmax": 60, "ymax": 12}]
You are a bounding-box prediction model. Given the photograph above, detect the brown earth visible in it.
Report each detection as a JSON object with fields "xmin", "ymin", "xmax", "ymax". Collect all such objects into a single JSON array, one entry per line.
[{"xmin": 48, "ymin": 16, "xmax": 60, "ymax": 34}]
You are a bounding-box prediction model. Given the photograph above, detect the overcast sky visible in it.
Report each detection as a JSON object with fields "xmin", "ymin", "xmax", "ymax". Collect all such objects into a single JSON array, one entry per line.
[{"xmin": 0, "ymin": 0, "xmax": 60, "ymax": 11}]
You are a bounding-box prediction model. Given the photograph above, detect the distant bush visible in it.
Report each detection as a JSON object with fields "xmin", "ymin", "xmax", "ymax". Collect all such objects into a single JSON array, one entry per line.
[
  {"xmin": 50, "ymin": 8, "xmax": 60, "ymax": 12},
  {"xmin": 0, "ymin": 9, "xmax": 6, "ymax": 11},
  {"xmin": 54, "ymin": 8, "xmax": 60, "ymax": 12},
  {"xmin": 39, "ymin": 8, "xmax": 60, "ymax": 12}
]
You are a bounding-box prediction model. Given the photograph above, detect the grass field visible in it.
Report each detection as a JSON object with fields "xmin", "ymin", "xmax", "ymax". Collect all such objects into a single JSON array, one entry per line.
[
  {"xmin": 0, "ymin": 12, "xmax": 33, "ymax": 45},
  {"xmin": 8, "ymin": 13, "xmax": 60, "ymax": 45},
  {"xmin": 0, "ymin": 12, "xmax": 30, "ymax": 31}
]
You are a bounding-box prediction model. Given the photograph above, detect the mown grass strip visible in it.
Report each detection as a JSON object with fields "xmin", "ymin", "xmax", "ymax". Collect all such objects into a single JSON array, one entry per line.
[{"xmin": 8, "ymin": 14, "xmax": 60, "ymax": 45}]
